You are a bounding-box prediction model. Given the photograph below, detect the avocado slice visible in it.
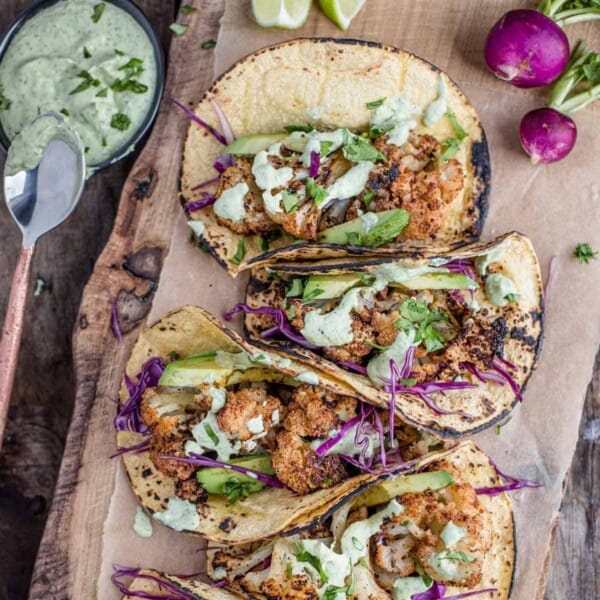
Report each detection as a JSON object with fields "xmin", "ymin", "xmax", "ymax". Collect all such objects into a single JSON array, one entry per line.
[
  {"xmin": 302, "ymin": 273, "xmax": 366, "ymax": 300},
  {"xmin": 159, "ymin": 352, "xmax": 231, "ymax": 387},
  {"xmin": 354, "ymin": 470, "xmax": 454, "ymax": 508},
  {"xmin": 318, "ymin": 209, "xmax": 409, "ymax": 248},
  {"xmin": 390, "ymin": 272, "xmax": 478, "ymax": 291},
  {"xmin": 224, "ymin": 133, "xmax": 287, "ymax": 156},
  {"xmin": 196, "ymin": 455, "xmax": 274, "ymax": 496}
]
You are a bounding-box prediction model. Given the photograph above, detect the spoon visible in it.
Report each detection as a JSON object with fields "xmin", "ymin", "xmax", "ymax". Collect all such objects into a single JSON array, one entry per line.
[{"xmin": 0, "ymin": 112, "xmax": 85, "ymax": 449}]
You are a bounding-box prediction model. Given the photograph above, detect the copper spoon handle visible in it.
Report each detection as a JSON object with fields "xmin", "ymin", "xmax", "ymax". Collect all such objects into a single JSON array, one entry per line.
[{"xmin": 0, "ymin": 245, "xmax": 34, "ymax": 450}]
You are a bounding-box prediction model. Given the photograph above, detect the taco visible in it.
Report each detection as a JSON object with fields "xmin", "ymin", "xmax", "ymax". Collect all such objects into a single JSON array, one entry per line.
[
  {"xmin": 116, "ymin": 443, "xmax": 515, "ymax": 600},
  {"xmin": 116, "ymin": 305, "xmax": 449, "ymax": 544},
  {"xmin": 181, "ymin": 38, "xmax": 490, "ymax": 276},
  {"xmin": 231, "ymin": 232, "xmax": 543, "ymax": 437}
]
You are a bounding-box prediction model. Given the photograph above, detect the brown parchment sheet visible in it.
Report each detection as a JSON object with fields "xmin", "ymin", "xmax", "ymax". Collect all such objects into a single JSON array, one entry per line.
[{"xmin": 98, "ymin": 1, "xmax": 600, "ymax": 597}]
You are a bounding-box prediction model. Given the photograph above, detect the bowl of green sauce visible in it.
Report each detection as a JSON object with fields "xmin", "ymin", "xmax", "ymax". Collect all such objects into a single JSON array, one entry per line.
[{"xmin": 0, "ymin": 0, "xmax": 165, "ymax": 172}]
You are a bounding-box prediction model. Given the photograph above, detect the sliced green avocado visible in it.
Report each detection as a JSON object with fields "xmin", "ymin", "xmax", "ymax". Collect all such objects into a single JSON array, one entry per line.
[
  {"xmin": 159, "ymin": 352, "xmax": 230, "ymax": 387},
  {"xmin": 318, "ymin": 209, "xmax": 409, "ymax": 248},
  {"xmin": 302, "ymin": 273, "xmax": 365, "ymax": 300},
  {"xmin": 224, "ymin": 133, "xmax": 287, "ymax": 156},
  {"xmin": 390, "ymin": 272, "xmax": 478, "ymax": 291},
  {"xmin": 354, "ymin": 470, "xmax": 454, "ymax": 508},
  {"xmin": 196, "ymin": 455, "xmax": 274, "ymax": 496}
]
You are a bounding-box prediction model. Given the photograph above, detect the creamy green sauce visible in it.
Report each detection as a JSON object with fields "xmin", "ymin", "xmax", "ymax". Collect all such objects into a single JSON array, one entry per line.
[
  {"xmin": 326, "ymin": 161, "xmax": 374, "ymax": 202},
  {"xmin": 393, "ymin": 577, "xmax": 430, "ymax": 600},
  {"xmin": 370, "ymin": 95, "xmax": 420, "ymax": 147},
  {"xmin": 154, "ymin": 497, "xmax": 199, "ymax": 532},
  {"xmin": 485, "ymin": 273, "xmax": 519, "ymax": 307},
  {"xmin": 296, "ymin": 370, "xmax": 320, "ymax": 385},
  {"xmin": 440, "ymin": 520, "xmax": 467, "ymax": 548},
  {"xmin": 424, "ymin": 76, "xmax": 448, "ymax": 127},
  {"xmin": 367, "ymin": 329, "xmax": 416, "ymax": 385},
  {"xmin": 133, "ymin": 506, "xmax": 153, "ymax": 538},
  {"xmin": 0, "ymin": 0, "xmax": 157, "ymax": 167}
]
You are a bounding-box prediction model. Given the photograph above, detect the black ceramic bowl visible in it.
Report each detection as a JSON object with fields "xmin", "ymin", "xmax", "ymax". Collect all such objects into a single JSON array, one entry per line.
[{"xmin": 0, "ymin": 0, "xmax": 165, "ymax": 171}]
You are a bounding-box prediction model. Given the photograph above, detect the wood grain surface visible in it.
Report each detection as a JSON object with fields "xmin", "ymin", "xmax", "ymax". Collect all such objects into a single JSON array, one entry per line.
[{"xmin": 0, "ymin": 1, "xmax": 596, "ymax": 599}]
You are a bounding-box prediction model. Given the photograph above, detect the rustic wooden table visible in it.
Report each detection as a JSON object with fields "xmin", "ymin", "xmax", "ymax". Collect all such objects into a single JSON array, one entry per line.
[{"xmin": 0, "ymin": 1, "xmax": 596, "ymax": 599}]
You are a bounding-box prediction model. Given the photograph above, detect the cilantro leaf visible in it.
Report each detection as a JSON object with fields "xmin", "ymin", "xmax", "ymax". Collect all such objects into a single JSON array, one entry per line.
[
  {"xmin": 110, "ymin": 112, "xmax": 131, "ymax": 131},
  {"xmin": 342, "ymin": 130, "xmax": 385, "ymax": 162},
  {"xmin": 83, "ymin": 46, "xmax": 92, "ymax": 59},
  {"xmin": 286, "ymin": 278, "xmax": 304, "ymax": 298},
  {"xmin": 447, "ymin": 109, "xmax": 468, "ymax": 141},
  {"xmin": 320, "ymin": 140, "xmax": 334, "ymax": 156},
  {"xmin": 366, "ymin": 97, "xmax": 386, "ymax": 109},
  {"xmin": 295, "ymin": 545, "xmax": 328, "ymax": 583},
  {"xmin": 285, "ymin": 561, "xmax": 293, "ymax": 578},
  {"xmin": 306, "ymin": 177, "xmax": 328, "ymax": 206},
  {"xmin": 231, "ymin": 239, "xmax": 246, "ymax": 265},
  {"xmin": 0, "ymin": 90, "xmax": 11, "ymax": 111},
  {"xmin": 257, "ymin": 235, "xmax": 269, "ymax": 252},
  {"xmin": 574, "ymin": 242, "xmax": 598, "ymax": 264},
  {"xmin": 69, "ymin": 70, "xmax": 101, "ymax": 95},
  {"xmin": 368, "ymin": 123, "xmax": 394, "ymax": 139},
  {"xmin": 285, "ymin": 124, "xmax": 314, "ymax": 133},
  {"xmin": 396, "ymin": 298, "xmax": 450, "ymax": 352},
  {"xmin": 505, "ymin": 293, "xmax": 520, "ymax": 303},
  {"xmin": 282, "ymin": 190, "xmax": 300, "ymax": 213},
  {"xmin": 441, "ymin": 109, "xmax": 468, "ymax": 160},
  {"xmin": 170, "ymin": 22, "xmax": 189, "ymax": 37},
  {"xmin": 363, "ymin": 190, "xmax": 376, "ymax": 208},
  {"xmin": 323, "ymin": 585, "xmax": 350, "ymax": 600},
  {"xmin": 221, "ymin": 477, "xmax": 263, "ymax": 503},
  {"xmin": 203, "ymin": 423, "xmax": 219, "ymax": 445},
  {"xmin": 201, "ymin": 39, "xmax": 217, "ymax": 49},
  {"xmin": 91, "ymin": 2, "xmax": 106, "ymax": 23},
  {"xmin": 181, "ymin": 5, "xmax": 198, "ymax": 14}
]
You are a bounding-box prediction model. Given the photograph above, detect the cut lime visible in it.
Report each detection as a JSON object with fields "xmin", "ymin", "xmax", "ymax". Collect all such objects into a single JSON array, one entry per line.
[
  {"xmin": 318, "ymin": 0, "xmax": 365, "ymax": 30},
  {"xmin": 252, "ymin": 0, "xmax": 312, "ymax": 29}
]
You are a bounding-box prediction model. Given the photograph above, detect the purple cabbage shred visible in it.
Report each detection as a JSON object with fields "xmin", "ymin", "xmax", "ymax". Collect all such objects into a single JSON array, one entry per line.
[
  {"xmin": 476, "ymin": 456, "xmax": 542, "ymax": 496},
  {"xmin": 187, "ymin": 193, "xmax": 216, "ymax": 212},
  {"xmin": 309, "ymin": 150, "xmax": 320, "ymax": 178},
  {"xmin": 114, "ymin": 357, "xmax": 165, "ymax": 432},
  {"xmin": 171, "ymin": 98, "xmax": 227, "ymax": 145},
  {"xmin": 111, "ymin": 565, "xmax": 198, "ymax": 599},
  {"xmin": 110, "ymin": 437, "xmax": 151, "ymax": 459}
]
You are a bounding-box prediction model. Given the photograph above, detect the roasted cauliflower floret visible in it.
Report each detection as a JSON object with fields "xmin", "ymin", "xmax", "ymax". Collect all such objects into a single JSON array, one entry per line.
[
  {"xmin": 271, "ymin": 430, "xmax": 347, "ymax": 494},
  {"xmin": 284, "ymin": 385, "xmax": 357, "ymax": 438},
  {"xmin": 140, "ymin": 388, "xmax": 201, "ymax": 436},
  {"xmin": 217, "ymin": 387, "xmax": 283, "ymax": 441},
  {"xmin": 261, "ymin": 573, "xmax": 319, "ymax": 599}
]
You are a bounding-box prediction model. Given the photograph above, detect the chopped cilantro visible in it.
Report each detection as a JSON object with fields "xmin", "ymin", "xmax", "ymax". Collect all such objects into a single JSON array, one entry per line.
[
  {"xmin": 102, "ymin": 136, "xmax": 107, "ymax": 147},
  {"xmin": 0, "ymin": 91, "xmax": 11, "ymax": 111},
  {"xmin": 114, "ymin": 48, "xmax": 125, "ymax": 56},
  {"xmin": 447, "ymin": 109, "xmax": 468, "ymax": 140},
  {"xmin": 285, "ymin": 561, "xmax": 293, "ymax": 578},
  {"xmin": 363, "ymin": 189, "xmax": 376, "ymax": 208},
  {"xmin": 346, "ymin": 231, "xmax": 362, "ymax": 245},
  {"xmin": 368, "ymin": 123, "xmax": 393, "ymax": 139},
  {"xmin": 231, "ymin": 239, "xmax": 246, "ymax": 265},
  {"xmin": 167, "ymin": 351, "xmax": 180, "ymax": 361},
  {"xmin": 110, "ymin": 112, "xmax": 131, "ymax": 131},
  {"xmin": 286, "ymin": 278, "xmax": 304, "ymax": 298},
  {"xmin": 440, "ymin": 109, "xmax": 468, "ymax": 160},
  {"xmin": 306, "ymin": 177, "xmax": 328, "ymax": 206},
  {"xmin": 96, "ymin": 88, "xmax": 108, "ymax": 98},
  {"xmin": 351, "ymin": 536, "xmax": 364, "ymax": 550},
  {"xmin": 257, "ymin": 235, "xmax": 269, "ymax": 252},
  {"xmin": 203, "ymin": 423, "xmax": 219, "ymax": 445},
  {"xmin": 69, "ymin": 70, "xmax": 101, "ymax": 95},
  {"xmin": 59, "ymin": 108, "xmax": 70, "ymax": 117},
  {"xmin": 221, "ymin": 478, "xmax": 263, "ymax": 503},
  {"xmin": 201, "ymin": 39, "xmax": 217, "ymax": 49},
  {"xmin": 415, "ymin": 560, "xmax": 433, "ymax": 587},
  {"xmin": 574, "ymin": 242, "xmax": 598, "ymax": 264},
  {"xmin": 295, "ymin": 545, "xmax": 328, "ymax": 583},
  {"xmin": 181, "ymin": 5, "xmax": 198, "ymax": 14},
  {"xmin": 320, "ymin": 140, "xmax": 333, "ymax": 156},
  {"xmin": 111, "ymin": 79, "xmax": 148, "ymax": 93},
  {"xmin": 91, "ymin": 2, "xmax": 106, "ymax": 23},
  {"xmin": 323, "ymin": 585, "xmax": 350, "ymax": 600},
  {"xmin": 118, "ymin": 57, "xmax": 144, "ymax": 78},
  {"xmin": 286, "ymin": 304, "xmax": 297, "ymax": 320},
  {"xmin": 395, "ymin": 298, "xmax": 449, "ymax": 353},
  {"xmin": 285, "ymin": 124, "xmax": 314, "ymax": 133},
  {"xmin": 505, "ymin": 293, "xmax": 520, "ymax": 303},
  {"xmin": 83, "ymin": 46, "xmax": 92, "ymax": 59},
  {"xmin": 170, "ymin": 23, "xmax": 189, "ymax": 37},
  {"xmin": 282, "ymin": 190, "xmax": 300, "ymax": 213},
  {"xmin": 342, "ymin": 129, "xmax": 385, "ymax": 162},
  {"xmin": 366, "ymin": 97, "xmax": 386, "ymax": 109}
]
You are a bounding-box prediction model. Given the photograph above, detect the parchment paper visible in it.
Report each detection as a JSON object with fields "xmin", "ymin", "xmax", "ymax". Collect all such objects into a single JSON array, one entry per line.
[{"xmin": 99, "ymin": 2, "xmax": 600, "ymax": 597}]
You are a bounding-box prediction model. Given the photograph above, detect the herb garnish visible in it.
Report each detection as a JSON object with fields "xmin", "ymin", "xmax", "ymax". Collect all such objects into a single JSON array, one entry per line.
[
  {"xmin": 303, "ymin": 287, "xmax": 324, "ymax": 301},
  {"xmin": 320, "ymin": 140, "xmax": 333, "ymax": 156},
  {"xmin": 0, "ymin": 90, "xmax": 11, "ymax": 111},
  {"xmin": 282, "ymin": 190, "xmax": 300, "ymax": 213},
  {"xmin": 414, "ymin": 560, "xmax": 433, "ymax": 587},
  {"xmin": 203, "ymin": 423, "xmax": 219, "ymax": 445},
  {"xmin": 342, "ymin": 130, "xmax": 385, "ymax": 162},
  {"xmin": 114, "ymin": 49, "xmax": 125, "ymax": 56},
  {"xmin": 170, "ymin": 23, "xmax": 189, "ymax": 37},
  {"xmin": 257, "ymin": 235, "xmax": 269, "ymax": 252},
  {"xmin": 395, "ymin": 298, "xmax": 449, "ymax": 352},
  {"xmin": 59, "ymin": 108, "xmax": 70, "ymax": 117},
  {"xmin": 363, "ymin": 189, "xmax": 376, "ymax": 208},
  {"xmin": 285, "ymin": 561, "xmax": 293, "ymax": 578},
  {"xmin": 505, "ymin": 293, "xmax": 520, "ymax": 303},
  {"xmin": 306, "ymin": 177, "xmax": 328, "ymax": 206},
  {"xmin": 69, "ymin": 70, "xmax": 101, "ymax": 95},
  {"xmin": 91, "ymin": 3, "xmax": 106, "ymax": 23},
  {"xmin": 368, "ymin": 123, "xmax": 394, "ymax": 139},
  {"xmin": 181, "ymin": 5, "xmax": 198, "ymax": 14},
  {"xmin": 323, "ymin": 585, "xmax": 350, "ymax": 600},
  {"xmin": 110, "ymin": 112, "xmax": 131, "ymax": 131},
  {"xmin": 440, "ymin": 109, "xmax": 468, "ymax": 160},
  {"xmin": 83, "ymin": 46, "xmax": 92, "ymax": 59},
  {"xmin": 201, "ymin": 39, "xmax": 217, "ymax": 49},
  {"xmin": 221, "ymin": 478, "xmax": 263, "ymax": 503},
  {"xmin": 295, "ymin": 545, "xmax": 328, "ymax": 583},
  {"xmin": 285, "ymin": 124, "xmax": 314, "ymax": 133},
  {"xmin": 96, "ymin": 88, "xmax": 108, "ymax": 98},
  {"xmin": 231, "ymin": 239, "xmax": 246, "ymax": 265},
  {"xmin": 366, "ymin": 97, "xmax": 386, "ymax": 109},
  {"xmin": 111, "ymin": 58, "xmax": 148, "ymax": 94},
  {"xmin": 574, "ymin": 242, "xmax": 598, "ymax": 264}
]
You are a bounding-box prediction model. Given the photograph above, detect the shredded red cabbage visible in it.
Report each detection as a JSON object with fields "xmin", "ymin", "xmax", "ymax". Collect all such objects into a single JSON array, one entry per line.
[
  {"xmin": 545, "ymin": 255, "xmax": 557, "ymax": 299},
  {"xmin": 309, "ymin": 150, "xmax": 320, "ymax": 178},
  {"xmin": 192, "ymin": 174, "xmax": 221, "ymax": 191},
  {"xmin": 161, "ymin": 453, "xmax": 284, "ymax": 488},
  {"xmin": 224, "ymin": 303, "xmax": 318, "ymax": 349},
  {"xmin": 495, "ymin": 355, "xmax": 517, "ymax": 371},
  {"xmin": 412, "ymin": 582, "xmax": 497, "ymax": 600},
  {"xmin": 111, "ymin": 565, "xmax": 198, "ymax": 599},
  {"xmin": 211, "ymin": 579, "xmax": 228, "ymax": 588},
  {"xmin": 476, "ymin": 456, "xmax": 542, "ymax": 496},
  {"xmin": 461, "ymin": 362, "xmax": 506, "ymax": 385},
  {"xmin": 187, "ymin": 193, "xmax": 216, "ymax": 212},
  {"xmin": 335, "ymin": 359, "xmax": 368, "ymax": 375},
  {"xmin": 110, "ymin": 437, "xmax": 151, "ymax": 459},
  {"xmin": 443, "ymin": 258, "xmax": 477, "ymax": 282},
  {"xmin": 114, "ymin": 357, "xmax": 165, "ymax": 432},
  {"xmin": 171, "ymin": 98, "xmax": 227, "ymax": 145},
  {"xmin": 491, "ymin": 359, "xmax": 523, "ymax": 402},
  {"xmin": 314, "ymin": 415, "xmax": 363, "ymax": 457},
  {"xmin": 109, "ymin": 293, "xmax": 123, "ymax": 342},
  {"xmin": 210, "ymin": 99, "xmax": 236, "ymax": 145},
  {"xmin": 213, "ymin": 152, "xmax": 235, "ymax": 173}
]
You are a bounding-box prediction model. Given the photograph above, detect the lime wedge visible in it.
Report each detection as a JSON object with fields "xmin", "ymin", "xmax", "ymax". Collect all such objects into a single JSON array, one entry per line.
[
  {"xmin": 318, "ymin": 0, "xmax": 365, "ymax": 30},
  {"xmin": 252, "ymin": 0, "xmax": 312, "ymax": 29}
]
